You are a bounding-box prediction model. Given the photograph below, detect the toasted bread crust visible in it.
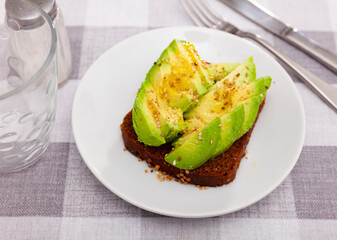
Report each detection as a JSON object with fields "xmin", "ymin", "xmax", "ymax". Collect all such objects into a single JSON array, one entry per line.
[{"xmin": 121, "ymin": 101, "xmax": 265, "ymax": 187}]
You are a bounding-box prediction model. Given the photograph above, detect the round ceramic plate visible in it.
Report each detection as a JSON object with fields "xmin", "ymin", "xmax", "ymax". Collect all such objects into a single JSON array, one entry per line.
[{"xmin": 72, "ymin": 26, "xmax": 305, "ymax": 218}]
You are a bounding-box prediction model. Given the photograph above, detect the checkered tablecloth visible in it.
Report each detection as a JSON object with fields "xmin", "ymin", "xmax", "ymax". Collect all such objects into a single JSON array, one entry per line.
[{"xmin": 1, "ymin": 0, "xmax": 337, "ymax": 239}]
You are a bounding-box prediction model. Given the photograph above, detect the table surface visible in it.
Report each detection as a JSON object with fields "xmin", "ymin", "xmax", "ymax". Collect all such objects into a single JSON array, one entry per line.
[{"xmin": 1, "ymin": 0, "xmax": 337, "ymax": 239}]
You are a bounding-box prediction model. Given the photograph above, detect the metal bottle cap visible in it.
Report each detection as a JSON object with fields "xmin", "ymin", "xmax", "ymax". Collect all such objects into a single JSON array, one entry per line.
[{"xmin": 5, "ymin": 0, "xmax": 57, "ymax": 30}]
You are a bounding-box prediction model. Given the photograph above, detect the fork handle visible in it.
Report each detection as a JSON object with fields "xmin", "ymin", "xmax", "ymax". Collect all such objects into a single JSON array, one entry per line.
[{"xmin": 237, "ymin": 31, "xmax": 337, "ymax": 113}]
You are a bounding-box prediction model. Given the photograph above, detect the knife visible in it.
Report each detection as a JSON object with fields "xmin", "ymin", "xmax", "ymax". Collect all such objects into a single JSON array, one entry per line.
[{"xmin": 220, "ymin": 0, "xmax": 337, "ymax": 74}]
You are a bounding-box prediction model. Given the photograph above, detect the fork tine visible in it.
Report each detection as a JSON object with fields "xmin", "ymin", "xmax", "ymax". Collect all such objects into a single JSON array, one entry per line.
[
  {"xmin": 179, "ymin": 0, "xmax": 205, "ymax": 27},
  {"xmin": 197, "ymin": 0, "xmax": 225, "ymax": 24},
  {"xmin": 185, "ymin": 0, "xmax": 215, "ymax": 28},
  {"xmin": 180, "ymin": 0, "xmax": 218, "ymax": 28}
]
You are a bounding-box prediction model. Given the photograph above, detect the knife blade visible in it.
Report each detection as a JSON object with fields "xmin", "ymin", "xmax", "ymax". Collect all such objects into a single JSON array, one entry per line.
[{"xmin": 220, "ymin": 0, "xmax": 337, "ymax": 74}]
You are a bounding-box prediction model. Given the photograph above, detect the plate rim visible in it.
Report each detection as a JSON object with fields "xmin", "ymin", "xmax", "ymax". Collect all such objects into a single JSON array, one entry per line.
[{"xmin": 72, "ymin": 26, "xmax": 306, "ymax": 218}]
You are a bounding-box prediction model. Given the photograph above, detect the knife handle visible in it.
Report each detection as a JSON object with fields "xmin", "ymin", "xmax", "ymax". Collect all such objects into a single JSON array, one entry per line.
[
  {"xmin": 284, "ymin": 29, "xmax": 337, "ymax": 74},
  {"xmin": 238, "ymin": 31, "xmax": 337, "ymax": 113}
]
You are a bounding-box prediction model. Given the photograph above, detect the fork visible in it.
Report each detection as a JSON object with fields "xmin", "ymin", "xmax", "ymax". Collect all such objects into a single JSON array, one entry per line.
[{"xmin": 180, "ymin": 0, "xmax": 337, "ymax": 113}]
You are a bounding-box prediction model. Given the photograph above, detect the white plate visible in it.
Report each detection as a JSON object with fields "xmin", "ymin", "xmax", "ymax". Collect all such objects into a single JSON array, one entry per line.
[{"xmin": 72, "ymin": 26, "xmax": 305, "ymax": 218}]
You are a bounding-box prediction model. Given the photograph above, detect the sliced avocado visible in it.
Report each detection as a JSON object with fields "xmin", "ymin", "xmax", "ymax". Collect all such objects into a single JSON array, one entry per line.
[
  {"xmin": 150, "ymin": 39, "xmax": 212, "ymax": 112},
  {"xmin": 133, "ymin": 39, "xmax": 214, "ymax": 146},
  {"xmin": 184, "ymin": 58, "xmax": 270, "ymax": 152},
  {"xmin": 215, "ymin": 57, "xmax": 256, "ymax": 86},
  {"xmin": 174, "ymin": 104, "xmax": 245, "ymax": 159},
  {"xmin": 165, "ymin": 117, "xmax": 221, "ymax": 170},
  {"xmin": 207, "ymin": 62, "xmax": 240, "ymax": 82},
  {"xmin": 132, "ymin": 83, "xmax": 165, "ymax": 146},
  {"xmin": 184, "ymin": 57, "xmax": 258, "ymax": 123},
  {"xmin": 211, "ymin": 104, "xmax": 245, "ymax": 158},
  {"xmin": 236, "ymin": 95, "xmax": 263, "ymax": 138},
  {"xmin": 233, "ymin": 76, "xmax": 271, "ymax": 138},
  {"xmin": 232, "ymin": 76, "xmax": 272, "ymax": 102}
]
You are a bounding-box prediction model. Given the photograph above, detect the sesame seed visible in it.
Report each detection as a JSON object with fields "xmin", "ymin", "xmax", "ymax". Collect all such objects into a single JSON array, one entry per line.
[
  {"xmin": 218, "ymin": 124, "xmax": 222, "ymax": 127},
  {"xmin": 260, "ymin": 94, "xmax": 264, "ymax": 98},
  {"xmin": 252, "ymin": 162, "xmax": 260, "ymax": 167},
  {"xmin": 198, "ymin": 136, "xmax": 202, "ymax": 140},
  {"xmin": 173, "ymin": 160, "xmax": 176, "ymax": 165},
  {"xmin": 123, "ymin": 147, "xmax": 126, "ymax": 151},
  {"xmin": 210, "ymin": 139, "xmax": 213, "ymax": 144}
]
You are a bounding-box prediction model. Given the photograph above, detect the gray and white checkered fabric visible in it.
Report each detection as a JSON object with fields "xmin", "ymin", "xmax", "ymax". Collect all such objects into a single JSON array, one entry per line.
[{"xmin": 1, "ymin": 0, "xmax": 336, "ymax": 239}]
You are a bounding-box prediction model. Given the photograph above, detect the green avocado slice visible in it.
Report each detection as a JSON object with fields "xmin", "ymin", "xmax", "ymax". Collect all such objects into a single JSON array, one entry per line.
[
  {"xmin": 207, "ymin": 62, "xmax": 240, "ymax": 82},
  {"xmin": 211, "ymin": 104, "xmax": 245, "ymax": 158},
  {"xmin": 182, "ymin": 58, "xmax": 271, "ymax": 160},
  {"xmin": 184, "ymin": 57, "xmax": 257, "ymax": 124},
  {"xmin": 132, "ymin": 39, "xmax": 215, "ymax": 146},
  {"xmin": 132, "ymin": 84, "xmax": 165, "ymax": 146},
  {"xmin": 165, "ymin": 117, "xmax": 221, "ymax": 170}
]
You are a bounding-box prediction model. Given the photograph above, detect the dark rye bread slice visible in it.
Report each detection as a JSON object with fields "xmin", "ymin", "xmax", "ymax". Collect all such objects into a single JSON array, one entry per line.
[{"xmin": 121, "ymin": 100, "xmax": 265, "ymax": 187}]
